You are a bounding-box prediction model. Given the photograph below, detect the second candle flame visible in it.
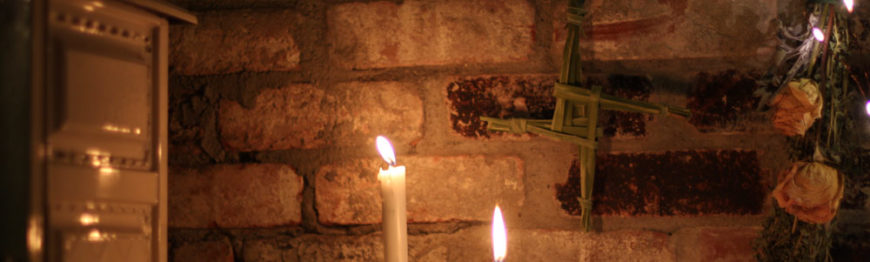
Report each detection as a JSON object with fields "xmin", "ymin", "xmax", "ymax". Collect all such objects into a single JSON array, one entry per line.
[
  {"xmin": 492, "ymin": 205, "xmax": 507, "ymax": 262},
  {"xmin": 376, "ymin": 136, "xmax": 397, "ymax": 166}
]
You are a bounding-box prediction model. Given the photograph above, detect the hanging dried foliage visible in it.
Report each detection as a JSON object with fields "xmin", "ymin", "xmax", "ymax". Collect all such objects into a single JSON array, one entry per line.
[
  {"xmin": 769, "ymin": 79, "xmax": 823, "ymax": 136},
  {"xmin": 772, "ymin": 161, "xmax": 844, "ymax": 224}
]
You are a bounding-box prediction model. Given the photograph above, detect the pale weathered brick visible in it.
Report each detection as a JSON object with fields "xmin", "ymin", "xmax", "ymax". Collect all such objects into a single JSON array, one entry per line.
[
  {"xmin": 219, "ymin": 84, "xmax": 329, "ymax": 151},
  {"xmin": 172, "ymin": 239, "xmax": 234, "ymax": 262},
  {"xmin": 292, "ymin": 234, "xmax": 382, "ymax": 262},
  {"xmin": 170, "ymin": 10, "xmax": 300, "ymax": 75},
  {"xmin": 673, "ymin": 227, "xmax": 760, "ymax": 262},
  {"xmin": 513, "ymin": 229, "xmax": 674, "ymax": 261},
  {"xmin": 331, "ymin": 82, "xmax": 423, "ymax": 147},
  {"xmin": 169, "ymin": 164, "xmax": 304, "ymax": 228},
  {"xmin": 328, "ymin": 0, "xmax": 534, "ymax": 69},
  {"xmin": 447, "ymin": 227, "xmax": 675, "ymax": 261},
  {"xmin": 552, "ymin": 0, "xmax": 776, "ymax": 63},
  {"xmin": 219, "ymin": 82, "xmax": 423, "ymax": 151},
  {"xmin": 315, "ymin": 156, "xmax": 524, "ymax": 224},
  {"xmin": 243, "ymin": 239, "xmax": 284, "ymax": 262},
  {"xmin": 228, "ymin": 227, "xmax": 672, "ymax": 262}
]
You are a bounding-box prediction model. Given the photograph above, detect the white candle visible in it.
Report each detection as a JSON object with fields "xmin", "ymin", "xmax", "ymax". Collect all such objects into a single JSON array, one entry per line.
[
  {"xmin": 492, "ymin": 205, "xmax": 507, "ymax": 262},
  {"xmin": 376, "ymin": 136, "xmax": 408, "ymax": 262}
]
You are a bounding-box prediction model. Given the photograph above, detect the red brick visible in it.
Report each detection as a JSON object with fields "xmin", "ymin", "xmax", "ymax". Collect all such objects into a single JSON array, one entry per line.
[
  {"xmin": 552, "ymin": 0, "xmax": 776, "ymax": 63},
  {"xmin": 169, "ymin": 164, "xmax": 303, "ymax": 228},
  {"xmin": 556, "ymin": 150, "xmax": 764, "ymax": 216},
  {"xmin": 170, "ymin": 10, "xmax": 300, "ymax": 75},
  {"xmin": 315, "ymin": 156, "xmax": 524, "ymax": 224},
  {"xmin": 673, "ymin": 227, "xmax": 760, "ymax": 262},
  {"xmin": 172, "ymin": 239, "xmax": 234, "ymax": 262},
  {"xmin": 219, "ymin": 84, "xmax": 329, "ymax": 151},
  {"xmin": 219, "ymin": 82, "xmax": 422, "ymax": 151},
  {"xmin": 328, "ymin": 0, "xmax": 534, "ymax": 69}
]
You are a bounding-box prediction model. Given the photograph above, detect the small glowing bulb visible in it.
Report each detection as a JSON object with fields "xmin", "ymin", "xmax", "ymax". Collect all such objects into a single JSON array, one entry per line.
[
  {"xmin": 844, "ymin": 0, "xmax": 854, "ymax": 13},
  {"xmin": 812, "ymin": 27, "xmax": 825, "ymax": 42},
  {"xmin": 864, "ymin": 100, "xmax": 870, "ymax": 116},
  {"xmin": 87, "ymin": 229, "xmax": 103, "ymax": 242},
  {"xmin": 79, "ymin": 213, "xmax": 100, "ymax": 225}
]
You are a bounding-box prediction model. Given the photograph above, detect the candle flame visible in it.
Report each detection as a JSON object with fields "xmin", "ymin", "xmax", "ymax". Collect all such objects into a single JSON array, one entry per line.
[
  {"xmin": 812, "ymin": 27, "xmax": 825, "ymax": 42},
  {"xmin": 844, "ymin": 0, "xmax": 854, "ymax": 13},
  {"xmin": 376, "ymin": 136, "xmax": 397, "ymax": 166},
  {"xmin": 492, "ymin": 205, "xmax": 507, "ymax": 261}
]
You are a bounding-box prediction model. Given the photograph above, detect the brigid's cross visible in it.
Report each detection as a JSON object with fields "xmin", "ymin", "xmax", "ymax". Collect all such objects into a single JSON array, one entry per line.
[{"xmin": 480, "ymin": 0, "xmax": 690, "ymax": 231}]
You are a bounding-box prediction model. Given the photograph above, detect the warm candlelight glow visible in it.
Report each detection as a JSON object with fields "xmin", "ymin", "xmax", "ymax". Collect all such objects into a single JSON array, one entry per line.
[
  {"xmin": 87, "ymin": 229, "xmax": 103, "ymax": 242},
  {"xmin": 492, "ymin": 205, "xmax": 507, "ymax": 262},
  {"xmin": 812, "ymin": 27, "xmax": 825, "ymax": 42},
  {"xmin": 79, "ymin": 213, "xmax": 100, "ymax": 226},
  {"xmin": 376, "ymin": 136, "xmax": 397, "ymax": 166},
  {"xmin": 844, "ymin": 0, "xmax": 854, "ymax": 13}
]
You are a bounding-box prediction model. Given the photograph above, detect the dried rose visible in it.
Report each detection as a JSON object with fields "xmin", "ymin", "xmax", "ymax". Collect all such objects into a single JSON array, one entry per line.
[
  {"xmin": 769, "ymin": 78, "xmax": 823, "ymax": 136},
  {"xmin": 772, "ymin": 161, "xmax": 844, "ymax": 224}
]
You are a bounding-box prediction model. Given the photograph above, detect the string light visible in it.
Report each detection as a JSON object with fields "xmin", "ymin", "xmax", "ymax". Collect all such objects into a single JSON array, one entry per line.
[
  {"xmin": 844, "ymin": 0, "xmax": 854, "ymax": 13},
  {"xmin": 812, "ymin": 27, "xmax": 825, "ymax": 42}
]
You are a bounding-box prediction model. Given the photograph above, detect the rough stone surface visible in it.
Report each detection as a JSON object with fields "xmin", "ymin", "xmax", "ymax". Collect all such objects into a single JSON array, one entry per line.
[
  {"xmin": 292, "ymin": 234, "xmax": 382, "ymax": 262},
  {"xmin": 687, "ymin": 70, "xmax": 761, "ymax": 132},
  {"xmin": 238, "ymin": 227, "xmax": 673, "ymax": 262},
  {"xmin": 172, "ymin": 239, "xmax": 234, "ymax": 262},
  {"xmin": 552, "ymin": 0, "xmax": 777, "ymax": 63},
  {"xmin": 315, "ymin": 156, "xmax": 524, "ymax": 224},
  {"xmin": 219, "ymin": 84, "xmax": 329, "ymax": 151},
  {"xmin": 674, "ymin": 227, "xmax": 760, "ymax": 262},
  {"xmin": 219, "ymin": 82, "xmax": 422, "ymax": 151},
  {"xmin": 556, "ymin": 150, "xmax": 765, "ymax": 216},
  {"xmin": 242, "ymin": 239, "xmax": 285, "ymax": 262},
  {"xmin": 450, "ymin": 227, "xmax": 675, "ymax": 262},
  {"xmin": 169, "ymin": 164, "xmax": 304, "ymax": 228},
  {"xmin": 170, "ymin": 10, "xmax": 301, "ymax": 75},
  {"xmin": 331, "ymin": 82, "xmax": 424, "ymax": 147},
  {"xmin": 446, "ymin": 74, "xmax": 652, "ymax": 139},
  {"xmin": 328, "ymin": 0, "xmax": 534, "ymax": 69}
]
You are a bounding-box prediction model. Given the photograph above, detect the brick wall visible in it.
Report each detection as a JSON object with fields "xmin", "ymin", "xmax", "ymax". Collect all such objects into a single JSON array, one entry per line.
[{"xmin": 165, "ymin": 0, "xmax": 870, "ymax": 261}]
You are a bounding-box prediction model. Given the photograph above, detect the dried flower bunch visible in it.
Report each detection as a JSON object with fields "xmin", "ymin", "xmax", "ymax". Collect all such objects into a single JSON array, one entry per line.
[
  {"xmin": 769, "ymin": 79, "xmax": 823, "ymax": 136},
  {"xmin": 772, "ymin": 161, "xmax": 844, "ymax": 224}
]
